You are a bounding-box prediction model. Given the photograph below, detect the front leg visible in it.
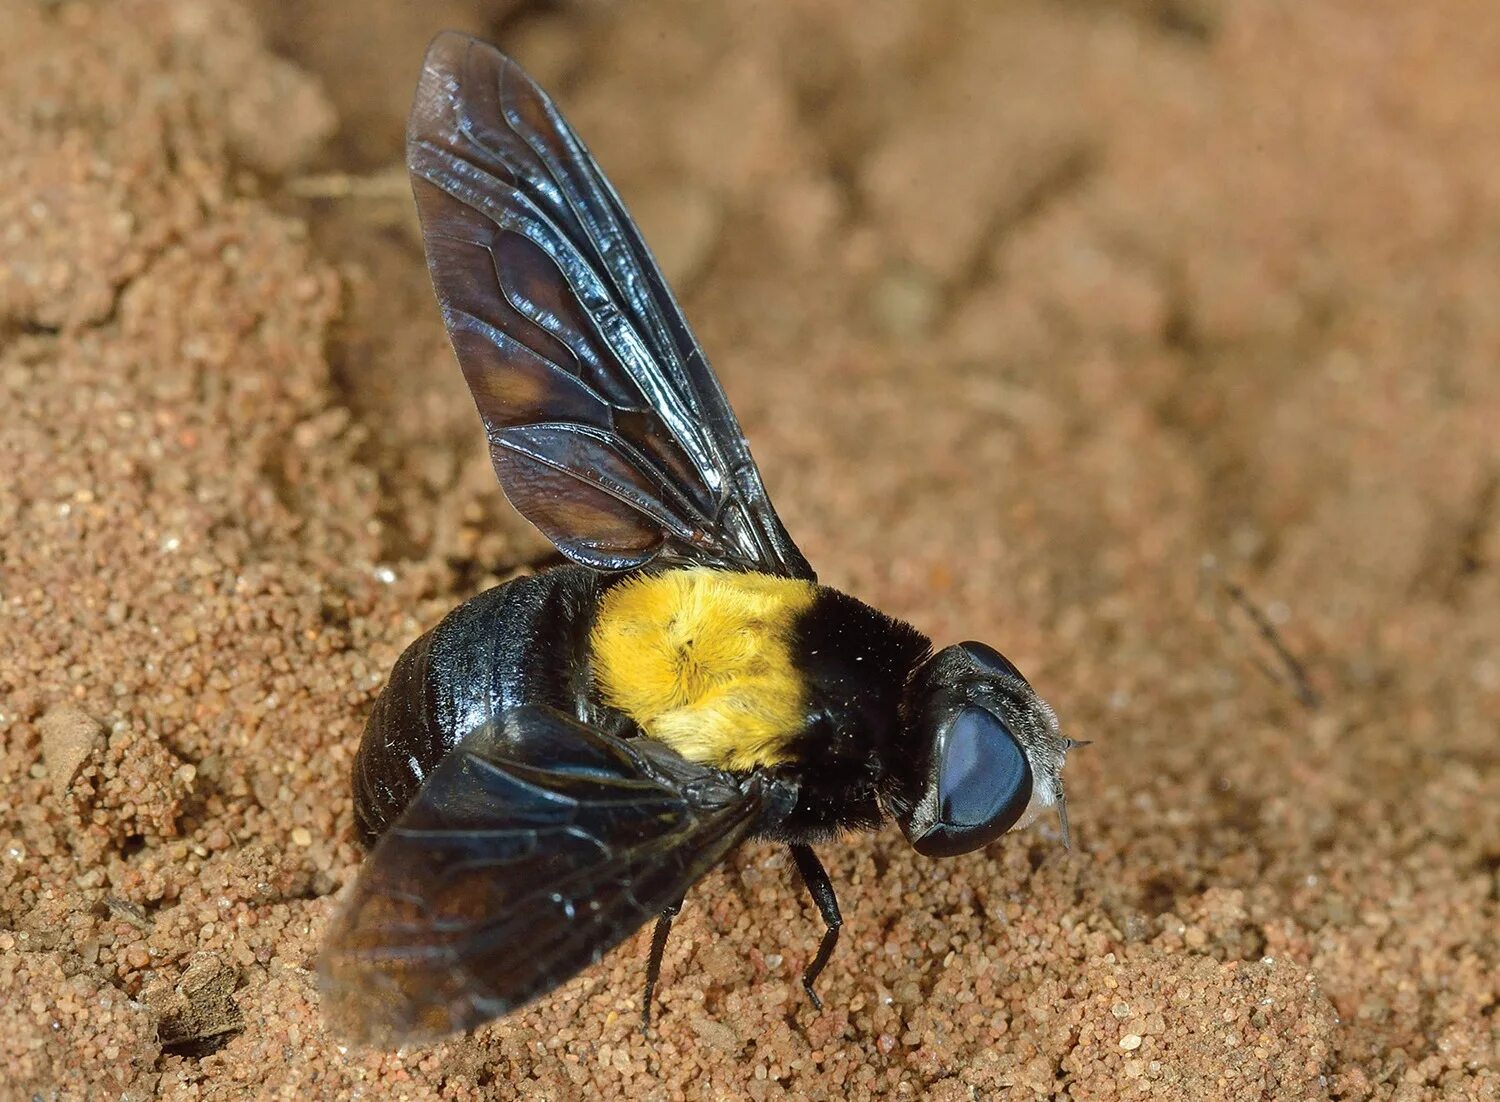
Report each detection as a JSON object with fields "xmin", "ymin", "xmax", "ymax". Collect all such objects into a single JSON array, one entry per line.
[
  {"xmin": 790, "ymin": 844, "xmax": 842, "ymax": 1009},
  {"xmin": 640, "ymin": 897, "xmax": 683, "ymax": 1030}
]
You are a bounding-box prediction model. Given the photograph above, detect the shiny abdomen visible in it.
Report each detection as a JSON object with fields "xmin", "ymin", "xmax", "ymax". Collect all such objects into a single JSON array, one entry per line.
[{"xmin": 350, "ymin": 566, "xmax": 602, "ymax": 845}]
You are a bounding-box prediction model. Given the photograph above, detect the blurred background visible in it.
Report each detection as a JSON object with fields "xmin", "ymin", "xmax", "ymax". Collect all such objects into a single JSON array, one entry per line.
[{"xmin": 1, "ymin": 1, "xmax": 1496, "ymax": 1099}]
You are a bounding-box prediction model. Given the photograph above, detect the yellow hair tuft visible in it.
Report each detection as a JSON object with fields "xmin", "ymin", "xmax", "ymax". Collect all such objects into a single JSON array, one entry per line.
[{"xmin": 589, "ymin": 568, "xmax": 817, "ymax": 771}]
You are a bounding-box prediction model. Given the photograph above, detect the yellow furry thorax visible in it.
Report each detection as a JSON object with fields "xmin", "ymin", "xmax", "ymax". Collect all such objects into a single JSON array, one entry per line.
[{"xmin": 588, "ymin": 567, "xmax": 818, "ymax": 772}]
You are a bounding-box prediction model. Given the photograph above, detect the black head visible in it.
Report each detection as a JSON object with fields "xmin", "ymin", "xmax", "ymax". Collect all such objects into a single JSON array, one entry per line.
[{"xmin": 884, "ymin": 641, "xmax": 1073, "ymax": 858}]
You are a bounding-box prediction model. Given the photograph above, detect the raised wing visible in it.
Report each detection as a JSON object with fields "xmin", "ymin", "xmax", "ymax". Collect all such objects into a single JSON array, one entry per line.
[
  {"xmin": 318, "ymin": 706, "xmax": 796, "ymax": 1045},
  {"xmin": 407, "ymin": 32, "xmax": 812, "ymax": 578}
]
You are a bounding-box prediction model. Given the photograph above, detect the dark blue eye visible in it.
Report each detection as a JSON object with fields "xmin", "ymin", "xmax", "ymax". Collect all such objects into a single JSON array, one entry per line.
[{"xmin": 911, "ymin": 706, "xmax": 1032, "ymax": 857}]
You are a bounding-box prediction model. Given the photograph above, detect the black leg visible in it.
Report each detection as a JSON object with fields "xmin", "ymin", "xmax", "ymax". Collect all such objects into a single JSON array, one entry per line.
[
  {"xmin": 790, "ymin": 844, "xmax": 842, "ymax": 1010},
  {"xmin": 641, "ymin": 898, "xmax": 682, "ymax": 1030}
]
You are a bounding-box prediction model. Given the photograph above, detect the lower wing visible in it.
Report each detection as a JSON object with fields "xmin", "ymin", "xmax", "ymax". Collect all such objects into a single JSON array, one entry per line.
[{"xmin": 318, "ymin": 705, "xmax": 794, "ymax": 1045}]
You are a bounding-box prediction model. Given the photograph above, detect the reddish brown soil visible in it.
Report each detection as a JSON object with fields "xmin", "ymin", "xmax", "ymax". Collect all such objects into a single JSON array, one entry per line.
[{"xmin": 2, "ymin": 1, "xmax": 1496, "ymax": 1099}]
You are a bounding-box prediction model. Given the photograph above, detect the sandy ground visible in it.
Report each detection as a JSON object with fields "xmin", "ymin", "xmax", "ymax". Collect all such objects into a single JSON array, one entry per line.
[{"xmin": 1, "ymin": 1, "xmax": 1497, "ymax": 1099}]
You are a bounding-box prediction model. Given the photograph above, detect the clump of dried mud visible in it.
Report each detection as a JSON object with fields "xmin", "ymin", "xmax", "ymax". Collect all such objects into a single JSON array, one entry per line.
[{"xmin": 1, "ymin": 1, "xmax": 1496, "ymax": 1100}]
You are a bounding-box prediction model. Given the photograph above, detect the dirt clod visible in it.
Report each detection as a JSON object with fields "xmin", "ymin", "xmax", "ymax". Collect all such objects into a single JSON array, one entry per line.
[
  {"xmin": 144, "ymin": 951, "xmax": 244, "ymax": 1050},
  {"xmin": 37, "ymin": 705, "xmax": 104, "ymax": 798}
]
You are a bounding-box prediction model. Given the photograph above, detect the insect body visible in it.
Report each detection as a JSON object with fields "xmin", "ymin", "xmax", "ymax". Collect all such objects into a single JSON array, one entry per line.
[{"xmin": 318, "ymin": 32, "xmax": 1077, "ymax": 1046}]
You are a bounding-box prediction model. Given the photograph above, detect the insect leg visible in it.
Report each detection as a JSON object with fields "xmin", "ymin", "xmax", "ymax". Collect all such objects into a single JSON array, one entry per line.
[
  {"xmin": 641, "ymin": 898, "xmax": 683, "ymax": 1030},
  {"xmin": 789, "ymin": 844, "xmax": 842, "ymax": 1010}
]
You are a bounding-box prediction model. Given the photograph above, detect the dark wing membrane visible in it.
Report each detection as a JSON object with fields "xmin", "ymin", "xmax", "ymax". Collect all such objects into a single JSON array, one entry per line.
[
  {"xmin": 319, "ymin": 706, "xmax": 795, "ymax": 1045},
  {"xmin": 407, "ymin": 32, "xmax": 812, "ymax": 578}
]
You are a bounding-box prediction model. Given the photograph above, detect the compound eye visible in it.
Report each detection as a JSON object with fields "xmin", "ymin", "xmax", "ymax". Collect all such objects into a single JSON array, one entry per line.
[
  {"xmin": 911, "ymin": 706, "xmax": 1033, "ymax": 857},
  {"xmin": 956, "ymin": 641, "xmax": 1026, "ymax": 683}
]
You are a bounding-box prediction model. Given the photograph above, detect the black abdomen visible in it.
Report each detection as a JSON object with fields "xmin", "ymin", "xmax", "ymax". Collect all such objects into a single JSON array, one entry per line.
[{"xmin": 351, "ymin": 566, "xmax": 602, "ymax": 845}]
